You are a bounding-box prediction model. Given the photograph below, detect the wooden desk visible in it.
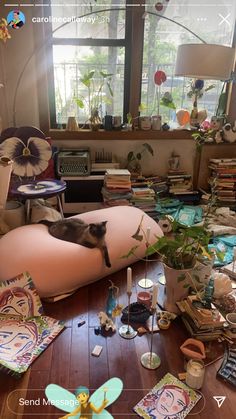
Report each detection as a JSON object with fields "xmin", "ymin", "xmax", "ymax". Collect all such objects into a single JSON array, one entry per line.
[{"xmin": 0, "ymin": 260, "xmax": 235, "ymax": 419}]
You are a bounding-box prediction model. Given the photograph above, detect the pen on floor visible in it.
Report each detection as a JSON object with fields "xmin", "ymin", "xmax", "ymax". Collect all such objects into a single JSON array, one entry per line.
[{"xmin": 78, "ymin": 320, "xmax": 86, "ymax": 328}]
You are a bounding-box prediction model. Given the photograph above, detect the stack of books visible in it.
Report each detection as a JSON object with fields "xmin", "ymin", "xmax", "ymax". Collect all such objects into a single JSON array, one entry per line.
[
  {"xmin": 176, "ymin": 295, "xmax": 227, "ymax": 341},
  {"xmin": 146, "ymin": 175, "xmax": 168, "ymax": 196},
  {"xmin": 208, "ymin": 159, "xmax": 236, "ymax": 206},
  {"xmin": 131, "ymin": 184, "xmax": 156, "ymax": 214},
  {"xmin": 102, "ymin": 169, "xmax": 132, "ymax": 206},
  {"xmin": 167, "ymin": 170, "xmax": 193, "ymax": 195},
  {"xmin": 221, "ymin": 261, "xmax": 236, "ymax": 281}
]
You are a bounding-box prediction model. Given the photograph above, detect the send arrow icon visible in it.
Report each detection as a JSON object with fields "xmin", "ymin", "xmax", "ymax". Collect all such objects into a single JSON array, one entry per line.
[{"xmin": 213, "ymin": 396, "xmax": 226, "ymax": 408}]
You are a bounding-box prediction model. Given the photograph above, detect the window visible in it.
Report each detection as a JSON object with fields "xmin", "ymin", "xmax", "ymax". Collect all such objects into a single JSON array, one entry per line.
[
  {"xmin": 47, "ymin": 0, "xmax": 128, "ymax": 127},
  {"xmin": 47, "ymin": 1, "xmax": 236, "ymax": 129},
  {"xmin": 141, "ymin": 0, "xmax": 236, "ymax": 126}
]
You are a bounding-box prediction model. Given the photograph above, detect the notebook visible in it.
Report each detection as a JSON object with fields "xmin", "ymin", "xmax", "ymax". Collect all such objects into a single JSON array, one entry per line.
[{"xmin": 0, "ymin": 272, "xmax": 64, "ymax": 377}]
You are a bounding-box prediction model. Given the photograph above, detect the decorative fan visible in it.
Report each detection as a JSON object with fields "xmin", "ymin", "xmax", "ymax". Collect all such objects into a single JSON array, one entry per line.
[{"xmin": 0, "ymin": 126, "xmax": 52, "ymax": 177}]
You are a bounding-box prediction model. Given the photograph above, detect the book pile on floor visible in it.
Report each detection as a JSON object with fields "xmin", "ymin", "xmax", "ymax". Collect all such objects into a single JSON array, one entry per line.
[
  {"xmin": 102, "ymin": 169, "xmax": 132, "ymax": 206},
  {"xmin": 176, "ymin": 295, "xmax": 227, "ymax": 341},
  {"xmin": 221, "ymin": 261, "xmax": 236, "ymax": 282},
  {"xmin": 167, "ymin": 169, "xmax": 193, "ymax": 195},
  {"xmin": 208, "ymin": 158, "xmax": 236, "ymax": 206},
  {"xmin": 131, "ymin": 182, "xmax": 156, "ymax": 216},
  {"xmin": 146, "ymin": 175, "xmax": 168, "ymax": 196}
]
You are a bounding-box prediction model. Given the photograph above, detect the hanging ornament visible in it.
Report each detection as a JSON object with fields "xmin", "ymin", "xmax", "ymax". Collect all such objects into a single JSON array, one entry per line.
[
  {"xmin": 154, "ymin": 70, "xmax": 166, "ymax": 86},
  {"xmin": 155, "ymin": 2, "xmax": 164, "ymax": 12}
]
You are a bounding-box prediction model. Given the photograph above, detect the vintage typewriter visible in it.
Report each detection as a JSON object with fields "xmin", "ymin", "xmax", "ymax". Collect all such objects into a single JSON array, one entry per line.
[{"xmin": 56, "ymin": 148, "xmax": 91, "ymax": 176}]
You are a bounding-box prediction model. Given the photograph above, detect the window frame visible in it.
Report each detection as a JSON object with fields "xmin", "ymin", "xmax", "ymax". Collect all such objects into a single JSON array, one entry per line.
[
  {"xmin": 38, "ymin": 2, "xmax": 236, "ymax": 133},
  {"xmin": 45, "ymin": 1, "xmax": 141, "ymax": 129}
]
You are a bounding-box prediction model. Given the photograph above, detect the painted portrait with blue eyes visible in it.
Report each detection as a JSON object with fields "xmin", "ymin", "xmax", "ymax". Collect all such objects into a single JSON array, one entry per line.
[{"xmin": 0, "ymin": 319, "xmax": 38, "ymax": 367}]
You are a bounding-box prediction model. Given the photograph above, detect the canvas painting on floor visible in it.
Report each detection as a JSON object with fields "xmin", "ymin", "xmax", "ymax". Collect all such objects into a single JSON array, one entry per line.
[
  {"xmin": 0, "ymin": 272, "xmax": 64, "ymax": 377},
  {"xmin": 133, "ymin": 373, "xmax": 202, "ymax": 419}
]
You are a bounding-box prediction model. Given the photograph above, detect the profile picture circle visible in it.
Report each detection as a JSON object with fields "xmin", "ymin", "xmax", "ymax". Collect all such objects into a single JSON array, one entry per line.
[{"xmin": 7, "ymin": 10, "xmax": 25, "ymax": 29}]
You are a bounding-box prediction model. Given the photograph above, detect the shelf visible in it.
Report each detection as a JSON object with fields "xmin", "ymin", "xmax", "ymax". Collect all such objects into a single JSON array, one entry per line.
[{"xmin": 49, "ymin": 129, "xmax": 194, "ymax": 141}]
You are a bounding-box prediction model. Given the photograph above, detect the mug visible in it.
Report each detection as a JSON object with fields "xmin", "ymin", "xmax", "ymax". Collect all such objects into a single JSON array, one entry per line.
[
  {"xmin": 140, "ymin": 116, "xmax": 151, "ymax": 130},
  {"xmin": 113, "ymin": 115, "xmax": 122, "ymax": 129},
  {"xmin": 151, "ymin": 115, "xmax": 162, "ymax": 130},
  {"xmin": 104, "ymin": 115, "xmax": 113, "ymax": 131},
  {"xmin": 226, "ymin": 312, "xmax": 236, "ymax": 338}
]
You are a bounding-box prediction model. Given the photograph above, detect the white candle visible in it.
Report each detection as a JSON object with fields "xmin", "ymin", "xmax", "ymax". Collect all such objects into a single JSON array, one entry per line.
[
  {"xmin": 151, "ymin": 284, "xmax": 158, "ymax": 308},
  {"xmin": 146, "ymin": 227, "xmax": 151, "ymax": 243},
  {"xmin": 186, "ymin": 359, "xmax": 205, "ymax": 389},
  {"xmin": 127, "ymin": 267, "xmax": 132, "ymax": 293}
]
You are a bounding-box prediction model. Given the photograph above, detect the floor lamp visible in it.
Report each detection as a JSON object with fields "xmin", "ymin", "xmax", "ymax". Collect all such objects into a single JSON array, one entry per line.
[{"xmin": 175, "ymin": 43, "xmax": 235, "ymax": 117}]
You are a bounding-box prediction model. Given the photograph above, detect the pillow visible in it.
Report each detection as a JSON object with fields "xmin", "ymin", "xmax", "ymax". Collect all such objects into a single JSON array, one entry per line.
[{"xmin": 0, "ymin": 206, "xmax": 163, "ymax": 298}]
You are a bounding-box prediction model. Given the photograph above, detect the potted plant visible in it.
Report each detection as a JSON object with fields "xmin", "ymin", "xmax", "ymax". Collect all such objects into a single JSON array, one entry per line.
[
  {"xmin": 126, "ymin": 142, "xmax": 154, "ymax": 176},
  {"xmin": 125, "ymin": 112, "xmax": 133, "ymax": 131},
  {"xmin": 123, "ymin": 216, "xmax": 213, "ymax": 313},
  {"xmin": 75, "ymin": 70, "xmax": 113, "ymax": 130}
]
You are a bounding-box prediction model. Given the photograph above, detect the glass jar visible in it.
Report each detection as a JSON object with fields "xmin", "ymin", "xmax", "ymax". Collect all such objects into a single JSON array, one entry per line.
[{"xmin": 186, "ymin": 359, "xmax": 205, "ymax": 389}]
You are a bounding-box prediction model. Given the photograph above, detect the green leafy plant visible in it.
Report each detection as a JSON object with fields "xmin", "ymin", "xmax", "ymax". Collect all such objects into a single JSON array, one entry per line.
[
  {"xmin": 192, "ymin": 129, "xmax": 214, "ymax": 151},
  {"xmin": 146, "ymin": 220, "xmax": 212, "ymax": 270},
  {"xmin": 74, "ymin": 70, "xmax": 113, "ymax": 122},
  {"xmin": 127, "ymin": 112, "xmax": 133, "ymax": 124}
]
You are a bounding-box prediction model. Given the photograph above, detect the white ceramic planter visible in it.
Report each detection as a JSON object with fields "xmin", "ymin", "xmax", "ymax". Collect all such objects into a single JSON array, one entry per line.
[{"xmin": 163, "ymin": 264, "xmax": 191, "ymax": 314}]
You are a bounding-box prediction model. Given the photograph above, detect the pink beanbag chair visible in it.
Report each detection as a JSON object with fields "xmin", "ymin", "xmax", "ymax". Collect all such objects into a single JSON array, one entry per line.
[{"xmin": 0, "ymin": 206, "xmax": 163, "ymax": 297}]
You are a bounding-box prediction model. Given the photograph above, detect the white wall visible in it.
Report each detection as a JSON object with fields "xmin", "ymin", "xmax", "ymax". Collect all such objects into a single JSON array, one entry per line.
[
  {"xmin": 53, "ymin": 138, "xmax": 196, "ymax": 177},
  {"xmin": 0, "ymin": 5, "xmax": 39, "ymax": 129}
]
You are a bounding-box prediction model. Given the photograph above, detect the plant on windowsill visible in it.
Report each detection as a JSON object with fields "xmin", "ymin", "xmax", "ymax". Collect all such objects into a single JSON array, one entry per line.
[
  {"xmin": 126, "ymin": 142, "xmax": 154, "ymax": 177},
  {"xmin": 75, "ymin": 70, "xmax": 113, "ymax": 131}
]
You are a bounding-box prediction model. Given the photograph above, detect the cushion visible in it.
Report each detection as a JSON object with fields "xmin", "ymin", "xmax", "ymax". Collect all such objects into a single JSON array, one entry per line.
[{"xmin": 0, "ymin": 206, "xmax": 163, "ymax": 298}]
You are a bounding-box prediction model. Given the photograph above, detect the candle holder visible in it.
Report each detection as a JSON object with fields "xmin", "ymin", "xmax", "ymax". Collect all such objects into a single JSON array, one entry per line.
[
  {"xmin": 138, "ymin": 227, "xmax": 153, "ymax": 289},
  {"xmin": 158, "ymin": 274, "xmax": 166, "ymax": 286},
  {"xmin": 119, "ymin": 291, "xmax": 137, "ymax": 339},
  {"xmin": 141, "ymin": 307, "xmax": 161, "ymax": 370}
]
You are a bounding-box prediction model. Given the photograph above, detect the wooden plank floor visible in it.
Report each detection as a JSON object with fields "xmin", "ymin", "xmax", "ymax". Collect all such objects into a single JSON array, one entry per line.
[{"xmin": 0, "ymin": 260, "xmax": 235, "ymax": 419}]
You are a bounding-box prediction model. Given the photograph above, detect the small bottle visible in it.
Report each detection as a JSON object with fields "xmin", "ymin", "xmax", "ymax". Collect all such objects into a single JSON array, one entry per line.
[{"xmin": 190, "ymin": 100, "xmax": 198, "ymax": 126}]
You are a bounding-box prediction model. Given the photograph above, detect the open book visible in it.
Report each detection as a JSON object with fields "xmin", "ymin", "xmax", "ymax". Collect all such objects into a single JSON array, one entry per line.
[
  {"xmin": 0, "ymin": 272, "xmax": 64, "ymax": 377},
  {"xmin": 133, "ymin": 373, "xmax": 201, "ymax": 419}
]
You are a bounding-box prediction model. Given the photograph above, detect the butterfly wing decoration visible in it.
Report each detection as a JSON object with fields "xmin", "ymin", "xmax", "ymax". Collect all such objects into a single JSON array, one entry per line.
[
  {"xmin": 90, "ymin": 377, "xmax": 123, "ymax": 418},
  {"xmin": 45, "ymin": 377, "xmax": 123, "ymax": 419},
  {"xmin": 45, "ymin": 384, "xmax": 80, "ymax": 417}
]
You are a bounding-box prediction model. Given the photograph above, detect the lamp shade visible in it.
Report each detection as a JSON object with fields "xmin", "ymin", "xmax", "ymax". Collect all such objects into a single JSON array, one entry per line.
[{"xmin": 175, "ymin": 44, "xmax": 235, "ymax": 80}]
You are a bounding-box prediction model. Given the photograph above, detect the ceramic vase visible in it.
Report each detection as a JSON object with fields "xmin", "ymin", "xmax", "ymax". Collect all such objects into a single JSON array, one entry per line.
[{"xmin": 163, "ymin": 264, "xmax": 191, "ymax": 314}]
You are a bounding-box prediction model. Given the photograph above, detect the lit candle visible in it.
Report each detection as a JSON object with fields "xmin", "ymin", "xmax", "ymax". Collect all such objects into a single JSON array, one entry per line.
[
  {"xmin": 146, "ymin": 226, "xmax": 151, "ymax": 244},
  {"xmin": 186, "ymin": 359, "xmax": 205, "ymax": 389},
  {"xmin": 127, "ymin": 267, "xmax": 132, "ymax": 293},
  {"xmin": 151, "ymin": 284, "xmax": 158, "ymax": 308}
]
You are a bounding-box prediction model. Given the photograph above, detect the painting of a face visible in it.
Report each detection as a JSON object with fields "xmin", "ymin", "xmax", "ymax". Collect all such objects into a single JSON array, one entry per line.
[
  {"xmin": 0, "ymin": 320, "xmax": 38, "ymax": 364},
  {"xmin": 155, "ymin": 387, "xmax": 187, "ymax": 416},
  {"xmin": 0, "ymin": 288, "xmax": 33, "ymax": 317}
]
